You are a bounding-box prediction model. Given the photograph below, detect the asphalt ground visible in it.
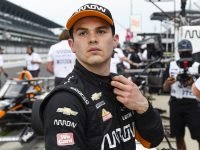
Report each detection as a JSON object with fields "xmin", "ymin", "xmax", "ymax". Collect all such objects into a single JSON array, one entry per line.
[{"xmin": 0, "ymin": 64, "xmax": 199, "ymax": 150}]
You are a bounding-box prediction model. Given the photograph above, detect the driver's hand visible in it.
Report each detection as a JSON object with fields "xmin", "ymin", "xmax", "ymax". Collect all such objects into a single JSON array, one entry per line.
[{"xmin": 111, "ymin": 75, "xmax": 149, "ymax": 114}]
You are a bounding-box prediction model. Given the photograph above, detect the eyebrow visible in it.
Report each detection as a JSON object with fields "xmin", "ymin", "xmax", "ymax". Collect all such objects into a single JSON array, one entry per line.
[{"xmin": 98, "ymin": 26, "xmax": 110, "ymax": 30}]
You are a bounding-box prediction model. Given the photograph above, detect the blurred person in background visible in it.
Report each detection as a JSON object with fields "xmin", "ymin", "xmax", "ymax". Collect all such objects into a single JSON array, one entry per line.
[
  {"xmin": 163, "ymin": 39, "xmax": 200, "ymax": 150},
  {"xmin": 0, "ymin": 47, "xmax": 8, "ymax": 79},
  {"xmin": 110, "ymin": 42, "xmax": 127, "ymax": 74},
  {"xmin": 25, "ymin": 46, "xmax": 42, "ymax": 77},
  {"xmin": 110, "ymin": 49, "xmax": 121, "ymax": 74},
  {"xmin": 110, "ymin": 38, "xmax": 132, "ymax": 74},
  {"xmin": 138, "ymin": 44, "xmax": 148, "ymax": 63},
  {"xmin": 126, "ymin": 45, "xmax": 142, "ymax": 69},
  {"xmin": 46, "ymin": 30, "xmax": 76, "ymax": 86},
  {"xmin": 192, "ymin": 77, "xmax": 200, "ymax": 100}
]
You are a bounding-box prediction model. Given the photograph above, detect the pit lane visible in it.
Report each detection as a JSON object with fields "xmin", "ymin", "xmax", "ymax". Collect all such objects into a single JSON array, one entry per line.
[{"xmin": 0, "ymin": 64, "xmax": 49, "ymax": 150}]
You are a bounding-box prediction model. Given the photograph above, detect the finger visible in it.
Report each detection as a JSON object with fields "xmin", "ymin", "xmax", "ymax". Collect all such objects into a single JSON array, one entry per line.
[
  {"xmin": 111, "ymin": 80, "xmax": 127, "ymax": 91},
  {"xmin": 113, "ymin": 87, "xmax": 128, "ymax": 97},
  {"xmin": 115, "ymin": 95, "xmax": 125, "ymax": 104},
  {"xmin": 112, "ymin": 75, "xmax": 133, "ymax": 86}
]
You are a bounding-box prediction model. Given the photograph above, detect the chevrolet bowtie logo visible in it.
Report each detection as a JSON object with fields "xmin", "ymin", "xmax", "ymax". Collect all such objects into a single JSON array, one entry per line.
[
  {"xmin": 56, "ymin": 107, "xmax": 78, "ymax": 116},
  {"xmin": 91, "ymin": 92, "xmax": 102, "ymax": 101}
]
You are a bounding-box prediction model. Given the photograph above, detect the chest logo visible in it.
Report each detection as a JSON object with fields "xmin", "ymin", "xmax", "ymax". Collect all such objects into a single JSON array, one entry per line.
[
  {"xmin": 91, "ymin": 92, "xmax": 102, "ymax": 101},
  {"xmin": 102, "ymin": 108, "xmax": 112, "ymax": 122},
  {"xmin": 96, "ymin": 101, "xmax": 106, "ymax": 109},
  {"xmin": 56, "ymin": 107, "xmax": 78, "ymax": 116},
  {"xmin": 57, "ymin": 133, "xmax": 74, "ymax": 146}
]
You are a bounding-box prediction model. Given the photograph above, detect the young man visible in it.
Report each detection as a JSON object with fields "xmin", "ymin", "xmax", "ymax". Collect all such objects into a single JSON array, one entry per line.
[
  {"xmin": 163, "ymin": 39, "xmax": 200, "ymax": 150},
  {"xmin": 40, "ymin": 3, "xmax": 164, "ymax": 150},
  {"xmin": 46, "ymin": 30, "xmax": 76, "ymax": 86}
]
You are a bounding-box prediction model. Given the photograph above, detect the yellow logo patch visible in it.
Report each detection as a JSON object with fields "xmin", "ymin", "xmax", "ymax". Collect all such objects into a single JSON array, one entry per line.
[
  {"xmin": 102, "ymin": 108, "xmax": 112, "ymax": 122},
  {"xmin": 56, "ymin": 107, "xmax": 78, "ymax": 116},
  {"xmin": 91, "ymin": 92, "xmax": 102, "ymax": 101}
]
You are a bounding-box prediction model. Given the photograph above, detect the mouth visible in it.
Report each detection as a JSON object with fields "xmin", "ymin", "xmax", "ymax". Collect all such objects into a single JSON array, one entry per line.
[{"xmin": 88, "ymin": 48, "xmax": 101, "ymax": 52}]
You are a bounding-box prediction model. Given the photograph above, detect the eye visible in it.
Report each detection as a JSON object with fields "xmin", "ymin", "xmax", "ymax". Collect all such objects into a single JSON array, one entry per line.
[
  {"xmin": 98, "ymin": 29, "xmax": 106, "ymax": 35},
  {"xmin": 78, "ymin": 31, "xmax": 87, "ymax": 36}
]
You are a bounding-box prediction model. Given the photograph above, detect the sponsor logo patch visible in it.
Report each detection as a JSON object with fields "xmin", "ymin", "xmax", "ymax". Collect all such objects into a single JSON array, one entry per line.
[
  {"xmin": 77, "ymin": 4, "xmax": 106, "ymax": 13},
  {"xmin": 56, "ymin": 107, "xmax": 78, "ymax": 116},
  {"xmin": 91, "ymin": 92, "xmax": 102, "ymax": 101},
  {"xmin": 96, "ymin": 101, "xmax": 106, "ymax": 109},
  {"xmin": 70, "ymin": 87, "xmax": 89, "ymax": 104},
  {"xmin": 57, "ymin": 133, "xmax": 74, "ymax": 146},
  {"xmin": 101, "ymin": 123, "xmax": 135, "ymax": 149},
  {"xmin": 54, "ymin": 119, "xmax": 77, "ymax": 128},
  {"xmin": 122, "ymin": 112, "xmax": 132, "ymax": 120},
  {"xmin": 102, "ymin": 108, "xmax": 112, "ymax": 122}
]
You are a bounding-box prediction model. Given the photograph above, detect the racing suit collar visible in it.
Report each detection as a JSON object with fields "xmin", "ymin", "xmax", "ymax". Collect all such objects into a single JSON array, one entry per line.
[{"xmin": 74, "ymin": 60, "xmax": 114, "ymax": 89}]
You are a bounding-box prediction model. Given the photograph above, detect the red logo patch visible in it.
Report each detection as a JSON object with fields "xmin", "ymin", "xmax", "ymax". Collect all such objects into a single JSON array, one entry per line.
[{"xmin": 57, "ymin": 133, "xmax": 74, "ymax": 146}]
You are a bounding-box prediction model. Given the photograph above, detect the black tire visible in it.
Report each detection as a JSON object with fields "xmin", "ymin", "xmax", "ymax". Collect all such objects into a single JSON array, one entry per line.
[{"xmin": 31, "ymin": 100, "xmax": 44, "ymax": 135}]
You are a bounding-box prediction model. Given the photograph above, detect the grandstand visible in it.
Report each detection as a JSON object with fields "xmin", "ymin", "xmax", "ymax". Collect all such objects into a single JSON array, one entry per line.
[{"xmin": 0, "ymin": 0, "xmax": 63, "ymax": 54}]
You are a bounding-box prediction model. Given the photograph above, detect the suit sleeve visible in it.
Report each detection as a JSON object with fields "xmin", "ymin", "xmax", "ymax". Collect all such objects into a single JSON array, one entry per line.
[
  {"xmin": 43, "ymin": 91, "xmax": 87, "ymax": 150},
  {"xmin": 134, "ymin": 101, "xmax": 164, "ymax": 148}
]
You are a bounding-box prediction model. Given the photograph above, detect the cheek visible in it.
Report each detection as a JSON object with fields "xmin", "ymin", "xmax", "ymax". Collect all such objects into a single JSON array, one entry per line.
[
  {"xmin": 72, "ymin": 43, "xmax": 85, "ymax": 57},
  {"xmin": 71, "ymin": 40, "xmax": 82, "ymax": 52},
  {"xmin": 107, "ymin": 40, "xmax": 115, "ymax": 52},
  {"xmin": 104, "ymin": 37, "xmax": 114, "ymax": 46}
]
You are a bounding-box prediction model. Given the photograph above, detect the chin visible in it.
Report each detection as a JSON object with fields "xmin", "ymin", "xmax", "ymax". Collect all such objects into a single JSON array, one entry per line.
[{"xmin": 88, "ymin": 57, "xmax": 103, "ymax": 63}]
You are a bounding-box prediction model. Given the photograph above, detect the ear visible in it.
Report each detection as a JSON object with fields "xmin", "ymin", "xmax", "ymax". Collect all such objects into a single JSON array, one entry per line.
[
  {"xmin": 113, "ymin": 34, "xmax": 119, "ymax": 48},
  {"xmin": 68, "ymin": 39, "xmax": 76, "ymax": 53}
]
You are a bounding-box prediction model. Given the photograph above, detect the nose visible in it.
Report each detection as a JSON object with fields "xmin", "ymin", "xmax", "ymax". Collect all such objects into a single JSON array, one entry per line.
[{"xmin": 88, "ymin": 32, "xmax": 97, "ymax": 44}]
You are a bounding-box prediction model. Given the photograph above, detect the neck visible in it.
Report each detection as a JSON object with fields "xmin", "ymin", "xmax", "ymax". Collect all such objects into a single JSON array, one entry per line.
[{"xmin": 78, "ymin": 60, "xmax": 110, "ymax": 76}]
